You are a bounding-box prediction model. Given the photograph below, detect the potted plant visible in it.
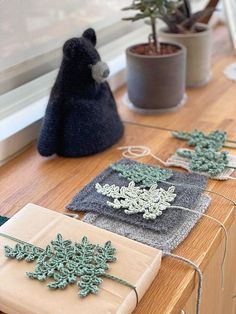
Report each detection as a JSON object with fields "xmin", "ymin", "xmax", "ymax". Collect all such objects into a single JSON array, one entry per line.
[
  {"xmin": 122, "ymin": 0, "xmax": 186, "ymax": 113},
  {"xmin": 158, "ymin": 0, "xmax": 214, "ymax": 87}
]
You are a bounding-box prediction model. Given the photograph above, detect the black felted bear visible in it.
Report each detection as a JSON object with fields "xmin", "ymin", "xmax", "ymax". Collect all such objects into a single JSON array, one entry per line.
[{"xmin": 37, "ymin": 28, "xmax": 124, "ymax": 157}]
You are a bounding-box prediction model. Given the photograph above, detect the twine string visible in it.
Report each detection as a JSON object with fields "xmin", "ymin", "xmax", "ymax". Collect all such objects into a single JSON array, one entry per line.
[
  {"xmin": 118, "ymin": 145, "xmax": 168, "ymax": 166},
  {"xmin": 225, "ymin": 165, "xmax": 236, "ymax": 170},
  {"xmin": 0, "ymin": 232, "xmax": 44, "ymax": 251},
  {"xmin": 163, "ymin": 252, "xmax": 203, "ymax": 314},
  {"xmin": 122, "ymin": 120, "xmax": 236, "ymax": 145},
  {"xmin": 119, "ymin": 145, "xmax": 236, "ymax": 171},
  {"xmin": 118, "ymin": 145, "xmax": 236, "ymax": 203},
  {"xmin": 156, "ymin": 178, "xmax": 236, "ymax": 207},
  {"xmin": 102, "ymin": 273, "xmax": 139, "ymax": 306},
  {"xmin": 228, "ymin": 176, "xmax": 236, "ymax": 180},
  {"xmin": 169, "ymin": 206, "xmax": 227, "ymax": 288}
]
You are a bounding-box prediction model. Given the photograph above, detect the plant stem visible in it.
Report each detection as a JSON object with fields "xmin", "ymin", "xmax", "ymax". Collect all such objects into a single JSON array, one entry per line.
[{"xmin": 150, "ymin": 16, "xmax": 160, "ymax": 53}]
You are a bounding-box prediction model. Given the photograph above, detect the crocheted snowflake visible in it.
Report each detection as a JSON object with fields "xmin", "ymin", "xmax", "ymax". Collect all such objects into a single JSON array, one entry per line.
[
  {"xmin": 111, "ymin": 162, "xmax": 173, "ymax": 187},
  {"xmin": 172, "ymin": 130, "xmax": 227, "ymax": 150},
  {"xmin": 4, "ymin": 234, "xmax": 116, "ymax": 297},
  {"xmin": 95, "ymin": 181, "xmax": 176, "ymax": 220},
  {"xmin": 176, "ymin": 148, "xmax": 229, "ymax": 176},
  {"xmin": 0, "ymin": 216, "xmax": 9, "ymax": 226}
]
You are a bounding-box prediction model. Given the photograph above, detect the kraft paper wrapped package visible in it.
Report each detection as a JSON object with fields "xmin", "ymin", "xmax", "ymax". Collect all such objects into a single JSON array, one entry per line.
[{"xmin": 0, "ymin": 204, "xmax": 162, "ymax": 314}]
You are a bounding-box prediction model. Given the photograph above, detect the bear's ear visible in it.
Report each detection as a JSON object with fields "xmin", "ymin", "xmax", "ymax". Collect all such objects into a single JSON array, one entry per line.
[
  {"xmin": 83, "ymin": 28, "xmax": 97, "ymax": 46},
  {"xmin": 63, "ymin": 38, "xmax": 79, "ymax": 60}
]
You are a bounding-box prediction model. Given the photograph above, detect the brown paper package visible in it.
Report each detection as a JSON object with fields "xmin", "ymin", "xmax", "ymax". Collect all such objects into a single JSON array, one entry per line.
[{"xmin": 0, "ymin": 204, "xmax": 162, "ymax": 314}]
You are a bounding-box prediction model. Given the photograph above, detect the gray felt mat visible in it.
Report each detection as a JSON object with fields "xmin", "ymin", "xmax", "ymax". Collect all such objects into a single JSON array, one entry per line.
[
  {"xmin": 67, "ymin": 159, "xmax": 208, "ymax": 233},
  {"xmin": 82, "ymin": 194, "xmax": 211, "ymax": 252}
]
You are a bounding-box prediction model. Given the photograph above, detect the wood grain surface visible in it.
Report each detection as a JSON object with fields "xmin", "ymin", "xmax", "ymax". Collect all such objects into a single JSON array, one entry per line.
[{"xmin": 0, "ymin": 25, "xmax": 236, "ymax": 313}]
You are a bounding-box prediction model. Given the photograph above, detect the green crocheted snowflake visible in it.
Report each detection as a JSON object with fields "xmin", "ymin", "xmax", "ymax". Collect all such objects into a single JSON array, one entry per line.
[
  {"xmin": 0, "ymin": 215, "xmax": 9, "ymax": 226},
  {"xmin": 111, "ymin": 162, "xmax": 173, "ymax": 187},
  {"xmin": 4, "ymin": 234, "xmax": 116, "ymax": 297},
  {"xmin": 95, "ymin": 181, "xmax": 176, "ymax": 220},
  {"xmin": 172, "ymin": 130, "xmax": 227, "ymax": 150},
  {"xmin": 176, "ymin": 148, "xmax": 229, "ymax": 177}
]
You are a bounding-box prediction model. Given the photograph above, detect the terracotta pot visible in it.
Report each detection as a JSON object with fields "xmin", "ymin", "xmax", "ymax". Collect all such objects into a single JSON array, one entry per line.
[
  {"xmin": 126, "ymin": 42, "xmax": 186, "ymax": 113},
  {"xmin": 159, "ymin": 23, "xmax": 212, "ymax": 87}
]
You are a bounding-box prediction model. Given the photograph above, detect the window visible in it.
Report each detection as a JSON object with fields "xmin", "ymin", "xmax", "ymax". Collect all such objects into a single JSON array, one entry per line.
[
  {"xmin": 0, "ymin": 0, "xmax": 223, "ymax": 164},
  {"xmin": 0, "ymin": 0, "xmax": 140, "ymax": 95},
  {"xmin": 0, "ymin": 0, "xmax": 218, "ymax": 97},
  {"xmin": 0, "ymin": 0, "xmax": 148, "ymax": 164}
]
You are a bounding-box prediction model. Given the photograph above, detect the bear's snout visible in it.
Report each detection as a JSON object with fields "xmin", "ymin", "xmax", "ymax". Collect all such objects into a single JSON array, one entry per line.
[{"xmin": 91, "ymin": 61, "xmax": 110, "ymax": 83}]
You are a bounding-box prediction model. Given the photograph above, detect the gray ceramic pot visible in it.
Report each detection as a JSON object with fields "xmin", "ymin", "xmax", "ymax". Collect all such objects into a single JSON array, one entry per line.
[
  {"xmin": 159, "ymin": 23, "xmax": 212, "ymax": 87},
  {"xmin": 126, "ymin": 42, "xmax": 186, "ymax": 113}
]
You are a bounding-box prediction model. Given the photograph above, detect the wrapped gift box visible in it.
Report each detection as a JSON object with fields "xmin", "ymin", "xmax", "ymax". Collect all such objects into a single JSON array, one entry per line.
[{"xmin": 0, "ymin": 204, "xmax": 162, "ymax": 314}]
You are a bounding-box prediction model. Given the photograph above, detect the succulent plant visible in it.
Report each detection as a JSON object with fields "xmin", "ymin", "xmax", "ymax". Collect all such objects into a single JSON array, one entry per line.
[
  {"xmin": 122, "ymin": 0, "xmax": 182, "ymax": 52},
  {"xmin": 160, "ymin": 0, "xmax": 215, "ymax": 33},
  {"xmin": 122, "ymin": 0, "xmax": 216, "ymax": 51}
]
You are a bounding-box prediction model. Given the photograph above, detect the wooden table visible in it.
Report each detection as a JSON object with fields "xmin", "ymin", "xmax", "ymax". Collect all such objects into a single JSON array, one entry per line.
[{"xmin": 1, "ymin": 26, "xmax": 236, "ymax": 313}]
